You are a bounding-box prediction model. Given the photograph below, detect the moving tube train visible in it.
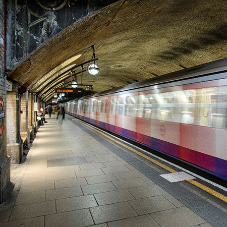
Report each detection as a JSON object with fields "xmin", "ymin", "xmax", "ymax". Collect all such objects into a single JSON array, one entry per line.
[{"xmin": 64, "ymin": 58, "xmax": 227, "ymax": 181}]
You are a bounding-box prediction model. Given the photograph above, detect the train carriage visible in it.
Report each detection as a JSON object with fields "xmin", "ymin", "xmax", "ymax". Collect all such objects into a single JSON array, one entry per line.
[{"xmin": 65, "ymin": 58, "xmax": 227, "ymax": 181}]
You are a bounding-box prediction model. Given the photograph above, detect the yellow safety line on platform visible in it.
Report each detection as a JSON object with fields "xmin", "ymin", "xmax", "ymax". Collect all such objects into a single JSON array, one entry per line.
[
  {"xmin": 187, "ymin": 179, "xmax": 227, "ymax": 202},
  {"xmin": 75, "ymin": 118, "xmax": 227, "ymax": 203}
]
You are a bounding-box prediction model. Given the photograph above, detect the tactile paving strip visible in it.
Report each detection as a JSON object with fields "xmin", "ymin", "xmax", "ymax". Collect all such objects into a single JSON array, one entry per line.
[{"xmin": 47, "ymin": 157, "xmax": 87, "ymax": 167}]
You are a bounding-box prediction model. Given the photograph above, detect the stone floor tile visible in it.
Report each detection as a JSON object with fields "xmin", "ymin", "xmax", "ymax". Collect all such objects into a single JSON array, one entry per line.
[
  {"xmin": 75, "ymin": 169, "xmax": 104, "ymax": 178},
  {"xmin": 22, "ymin": 174, "xmax": 47, "ymax": 183},
  {"xmin": 46, "ymin": 186, "xmax": 83, "ymax": 200},
  {"xmin": 128, "ymin": 195, "xmax": 176, "ymax": 215},
  {"xmin": 102, "ymin": 160, "xmax": 128, "ymax": 168},
  {"xmin": 107, "ymin": 214, "xmax": 159, "ymax": 227},
  {"xmin": 84, "ymin": 156, "xmax": 96, "ymax": 163},
  {"xmin": 53, "ymin": 165, "xmax": 81, "ymax": 172},
  {"xmin": 93, "ymin": 155, "xmax": 119, "ymax": 163},
  {"xmin": 81, "ymin": 182, "xmax": 117, "ymax": 195},
  {"xmin": 150, "ymin": 207, "xmax": 206, "ymax": 227},
  {"xmin": 68, "ymin": 151, "xmax": 90, "ymax": 157},
  {"xmin": 54, "ymin": 177, "xmax": 87, "ymax": 189},
  {"xmin": 45, "ymin": 209, "xmax": 94, "ymax": 227},
  {"xmin": 1, "ymin": 216, "xmax": 44, "ymax": 227},
  {"xmin": 112, "ymin": 178, "xmax": 148, "ymax": 190},
  {"xmin": 85, "ymin": 174, "xmax": 118, "ymax": 185},
  {"xmin": 79, "ymin": 163, "xmax": 105, "ymax": 170},
  {"xmin": 47, "ymin": 154, "xmax": 70, "ymax": 160},
  {"xmin": 124, "ymin": 164, "xmax": 137, "ymax": 171},
  {"xmin": 56, "ymin": 194, "xmax": 98, "ymax": 213},
  {"xmin": 139, "ymin": 176, "xmax": 159, "ymax": 186},
  {"xmin": 200, "ymin": 223, "xmax": 213, "ymax": 227},
  {"xmin": 163, "ymin": 193, "xmax": 184, "ymax": 208},
  {"xmin": 113, "ymin": 170, "xmax": 144, "ymax": 180},
  {"xmin": 101, "ymin": 165, "xmax": 131, "ymax": 174},
  {"xmin": 88, "ymin": 150, "xmax": 112, "ymax": 155},
  {"xmin": 127, "ymin": 185, "xmax": 167, "ymax": 199},
  {"xmin": 46, "ymin": 171, "xmax": 76, "ymax": 181},
  {"xmin": 90, "ymin": 201, "xmax": 138, "ymax": 224},
  {"xmin": 89, "ymin": 224, "xmax": 108, "ymax": 227},
  {"xmin": 10, "ymin": 200, "xmax": 56, "ymax": 221},
  {"xmin": 19, "ymin": 181, "xmax": 55, "ymax": 193},
  {"xmin": 15, "ymin": 191, "xmax": 46, "ymax": 205},
  {"xmin": 94, "ymin": 190, "xmax": 135, "ymax": 205},
  {"xmin": 0, "ymin": 206, "xmax": 13, "ymax": 223}
]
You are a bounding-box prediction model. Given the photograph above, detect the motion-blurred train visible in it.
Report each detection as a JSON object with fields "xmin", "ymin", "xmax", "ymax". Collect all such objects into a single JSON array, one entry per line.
[{"xmin": 65, "ymin": 58, "xmax": 227, "ymax": 181}]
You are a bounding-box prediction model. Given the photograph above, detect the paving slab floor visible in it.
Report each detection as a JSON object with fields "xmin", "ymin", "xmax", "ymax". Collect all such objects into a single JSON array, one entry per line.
[{"xmin": 0, "ymin": 114, "xmax": 226, "ymax": 227}]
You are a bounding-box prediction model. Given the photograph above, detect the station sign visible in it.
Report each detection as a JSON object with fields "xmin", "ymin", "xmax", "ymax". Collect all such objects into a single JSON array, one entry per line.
[
  {"xmin": 0, "ymin": 97, "xmax": 5, "ymax": 134},
  {"xmin": 55, "ymin": 88, "xmax": 83, "ymax": 93}
]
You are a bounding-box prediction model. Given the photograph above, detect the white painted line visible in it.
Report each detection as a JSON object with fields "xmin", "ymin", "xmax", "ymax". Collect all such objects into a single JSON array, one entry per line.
[{"xmin": 160, "ymin": 171, "xmax": 195, "ymax": 182}]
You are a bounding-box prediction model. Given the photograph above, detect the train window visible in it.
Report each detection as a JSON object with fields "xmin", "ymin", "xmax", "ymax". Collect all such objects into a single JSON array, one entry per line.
[
  {"xmin": 159, "ymin": 92, "xmax": 175, "ymax": 122},
  {"xmin": 125, "ymin": 95, "xmax": 138, "ymax": 117},
  {"xmin": 96, "ymin": 100, "xmax": 101, "ymax": 113},
  {"xmin": 138, "ymin": 94, "xmax": 153, "ymax": 119},
  {"xmin": 209, "ymin": 86, "xmax": 227, "ymax": 129},
  {"xmin": 74, "ymin": 101, "xmax": 78, "ymax": 114},
  {"xmin": 92, "ymin": 100, "xmax": 97, "ymax": 112},
  {"xmin": 88, "ymin": 100, "xmax": 92, "ymax": 112},
  {"xmin": 116, "ymin": 97, "xmax": 124, "ymax": 115},
  {"xmin": 195, "ymin": 87, "xmax": 217, "ymax": 127},
  {"xmin": 151, "ymin": 94, "xmax": 161, "ymax": 120},
  {"xmin": 84, "ymin": 100, "xmax": 89, "ymax": 112},
  {"xmin": 178, "ymin": 90, "xmax": 195, "ymax": 124},
  {"xmin": 110, "ymin": 97, "xmax": 116, "ymax": 114},
  {"xmin": 101, "ymin": 99, "xmax": 107, "ymax": 113}
]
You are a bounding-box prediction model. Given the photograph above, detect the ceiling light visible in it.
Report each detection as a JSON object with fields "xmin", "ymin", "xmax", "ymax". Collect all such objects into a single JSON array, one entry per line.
[
  {"xmin": 88, "ymin": 64, "xmax": 99, "ymax": 75},
  {"xmin": 88, "ymin": 45, "xmax": 99, "ymax": 75},
  {"xmin": 72, "ymin": 81, "xmax": 78, "ymax": 88}
]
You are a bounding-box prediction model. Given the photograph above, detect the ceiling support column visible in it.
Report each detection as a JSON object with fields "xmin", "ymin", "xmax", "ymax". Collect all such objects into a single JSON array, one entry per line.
[
  {"xmin": 28, "ymin": 92, "xmax": 34, "ymax": 142},
  {"xmin": 20, "ymin": 90, "xmax": 30, "ymax": 149},
  {"xmin": 0, "ymin": 0, "xmax": 10, "ymax": 203},
  {"xmin": 6, "ymin": 84, "xmax": 23, "ymax": 164}
]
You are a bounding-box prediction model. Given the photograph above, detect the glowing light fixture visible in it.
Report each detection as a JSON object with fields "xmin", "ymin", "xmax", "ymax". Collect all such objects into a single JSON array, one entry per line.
[
  {"xmin": 72, "ymin": 81, "xmax": 78, "ymax": 88},
  {"xmin": 71, "ymin": 71, "xmax": 78, "ymax": 88},
  {"xmin": 88, "ymin": 45, "xmax": 99, "ymax": 75}
]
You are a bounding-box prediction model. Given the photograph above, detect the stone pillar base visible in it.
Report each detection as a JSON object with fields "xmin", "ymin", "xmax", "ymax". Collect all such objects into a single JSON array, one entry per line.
[
  {"xmin": 7, "ymin": 143, "xmax": 22, "ymax": 164},
  {"xmin": 33, "ymin": 122, "xmax": 38, "ymax": 133},
  {"xmin": 28, "ymin": 125, "xmax": 34, "ymax": 141},
  {"xmin": 0, "ymin": 156, "xmax": 11, "ymax": 203},
  {"xmin": 21, "ymin": 131, "xmax": 30, "ymax": 147}
]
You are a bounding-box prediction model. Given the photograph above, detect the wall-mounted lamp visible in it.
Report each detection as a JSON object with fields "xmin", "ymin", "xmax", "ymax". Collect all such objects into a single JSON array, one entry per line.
[{"xmin": 88, "ymin": 45, "xmax": 99, "ymax": 75}]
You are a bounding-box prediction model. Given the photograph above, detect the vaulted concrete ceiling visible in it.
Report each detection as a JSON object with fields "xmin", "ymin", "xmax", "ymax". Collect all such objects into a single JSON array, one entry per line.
[{"xmin": 7, "ymin": 0, "xmax": 227, "ymax": 102}]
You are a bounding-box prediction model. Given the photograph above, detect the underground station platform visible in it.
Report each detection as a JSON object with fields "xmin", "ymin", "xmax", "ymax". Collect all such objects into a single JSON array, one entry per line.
[{"xmin": 0, "ymin": 114, "xmax": 227, "ymax": 227}]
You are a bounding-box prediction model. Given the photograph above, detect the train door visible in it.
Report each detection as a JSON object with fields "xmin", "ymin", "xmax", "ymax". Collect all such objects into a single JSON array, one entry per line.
[
  {"xmin": 84, "ymin": 99, "xmax": 90, "ymax": 122},
  {"xmin": 96, "ymin": 98, "xmax": 101, "ymax": 126},
  {"xmin": 78, "ymin": 100, "xmax": 82, "ymax": 119},
  {"xmin": 106, "ymin": 96, "xmax": 111, "ymax": 130},
  {"xmin": 88, "ymin": 99, "xmax": 92, "ymax": 123},
  {"xmin": 109, "ymin": 96, "xmax": 116, "ymax": 132},
  {"xmin": 99, "ymin": 97, "xmax": 107, "ymax": 129},
  {"xmin": 115, "ymin": 95, "xmax": 125, "ymax": 135},
  {"xmin": 123, "ymin": 92, "xmax": 138, "ymax": 140},
  {"xmin": 137, "ymin": 90, "xmax": 153, "ymax": 147},
  {"xmin": 90, "ymin": 98, "xmax": 97, "ymax": 125},
  {"xmin": 74, "ymin": 100, "xmax": 78, "ymax": 117}
]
